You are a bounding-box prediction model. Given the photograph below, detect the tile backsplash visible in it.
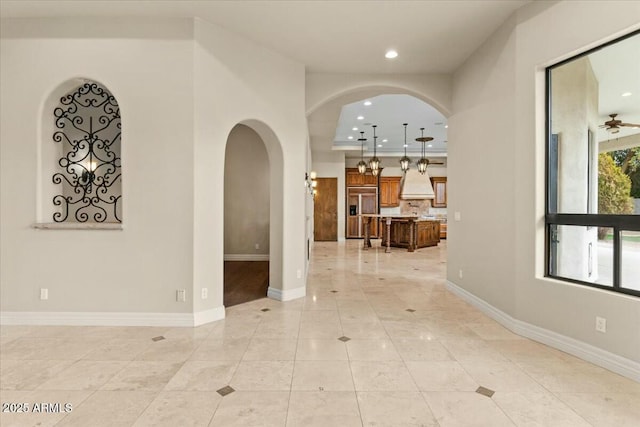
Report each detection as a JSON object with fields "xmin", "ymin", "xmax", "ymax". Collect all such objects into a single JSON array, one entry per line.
[{"xmin": 398, "ymin": 200, "xmax": 447, "ymax": 221}]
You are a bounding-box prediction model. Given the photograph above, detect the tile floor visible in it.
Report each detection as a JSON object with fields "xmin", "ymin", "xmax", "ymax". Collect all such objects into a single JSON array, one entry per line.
[{"xmin": 1, "ymin": 240, "xmax": 639, "ymax": 426}]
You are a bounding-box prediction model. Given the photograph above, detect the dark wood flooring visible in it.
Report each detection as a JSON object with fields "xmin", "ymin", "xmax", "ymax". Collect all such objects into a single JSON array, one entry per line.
[{"xmin": 224, "ymin": 261, "xmax": 269, "ymax": 307}]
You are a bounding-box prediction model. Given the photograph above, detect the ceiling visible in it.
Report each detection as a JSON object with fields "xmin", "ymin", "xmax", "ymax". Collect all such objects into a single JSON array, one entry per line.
[
  {"xmin": 589, "ymin": 32, "xmax": 640, "ymax": 141},
  {"xmin": 0, "ymin": 0, "xmax": 531, "ymax": 74},
  {"xmin": 333, "ymin": 94, "xmax": 447, "ymax": 156},
  {"xmin": 6, "ymin": 1, "xmax": 635, "ymax": 159}
]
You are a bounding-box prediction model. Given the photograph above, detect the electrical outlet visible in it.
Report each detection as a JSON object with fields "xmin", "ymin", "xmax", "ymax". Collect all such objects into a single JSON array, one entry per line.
[
  {"xmin": 176, "ymin": 289, "xmax": 186, "ymax": 302},
  {"xmin": 454, "ymin": 212, "xmax": 461, "ymax": 222},
  {"xmin": 40, "ymin": 288, "xmax": 48, "ymax": 300},
  {"xmin": 595, "ymin": 316, "xmax": 607, "ymax": 333},
  {"xmin": 201, "ymin": 287, "xmax": 208, "ymax": 300},
  {"xmin": 296, "ymin": 269, "xmax": 302, "ymax": 279},
  {"xmin": 255, "ymin": 243, "xmax": 260, "ymax": 250},
  {"xmin": 458, "ymin": 269, "xmax": 463, "ymax": 279}
]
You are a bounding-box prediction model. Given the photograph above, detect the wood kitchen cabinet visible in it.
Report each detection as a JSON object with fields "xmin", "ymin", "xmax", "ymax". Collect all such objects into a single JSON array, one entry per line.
[
  {"xmin": 380, "ymin": 219, "xmax": 440, "ymax": 250},
  {"xmin": 346, "ymin": 168, "xmax": 379, "ymax": 238},
  {"xmin": 346, "ymin": 168, "xmax": 379, "ymax": 187},
  {"xmin": 431, "ymin": 177, "xmax": 447, "ymax": 207},
  {"xmin": 379, "ymin": 176, "xmax": 401, "ymax": 207}
]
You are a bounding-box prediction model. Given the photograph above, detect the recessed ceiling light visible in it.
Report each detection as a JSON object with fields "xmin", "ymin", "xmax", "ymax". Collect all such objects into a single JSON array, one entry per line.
[
  {"xmin": 428, "ymin": 144, "xmax": 433, "ymax": 148},
  {"xmin": 622, "ymin": 92, "xmax": 632, "ymax": 97},
  {"xmin": 348, "ymin": 136, "xmax": 353, "ymax": 140},
  {"xmin": 357, "ymin": 116, "xmax": 364, "ymax": 120},
  {"xmin": 364, "ymin": 100, "xmax": 372, "ymax": 106},
  {"xmin": 385, "ymin": 50, "xmax": 398, "ymax": 59},
  {"xmin": 403, "ymin": 144, "xmax": 408, "ymax": 148},
  {"xmin": 377, "ymin": 144, "xmax": 382, "ymax": 148},
  {"xmin": 445, "ymin": 125, "xmax": 449, "ymax": 129},
  {"xmin": 382, "ymin": 139, "xmax": 388, "ymax": 142},
  {"xmin": 352, "ymin": 127, "xmax": 358, "ymax": 131}
]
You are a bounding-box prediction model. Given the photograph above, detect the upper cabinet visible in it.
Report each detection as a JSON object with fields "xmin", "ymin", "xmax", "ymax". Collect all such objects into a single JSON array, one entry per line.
[
  {"xmin": 431, "ymin": 177, "xmax": 447, "ymax": 207},
  {"xmin": 379, "ymin": 176, "xmax": 402, "ymax": 207},
  {"xmin": 346, "ymin": 168, "xmax": 379, "ymax": 187}
]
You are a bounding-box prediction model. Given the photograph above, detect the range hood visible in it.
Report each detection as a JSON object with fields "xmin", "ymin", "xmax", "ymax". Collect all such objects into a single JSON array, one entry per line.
[{"xmin": 400, "ymin": 169, "xmax": 435, "ymax": 199}]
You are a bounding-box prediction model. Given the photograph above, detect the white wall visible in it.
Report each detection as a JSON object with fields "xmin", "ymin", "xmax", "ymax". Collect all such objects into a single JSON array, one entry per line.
[
  {"xmin": 306, "ymin": 73, "xmax": 452, "ymax": 117},
  {"xmin": 192, "ymin": 18, "xmax": 308, "ymax": 312},
  {"xmin": 0, "ymin": 15, "xmax": 310, "ymax": 323},
  {"xmin": 449, "ymin": 0, "xmax": 640, "ymax": 368},
  {"xmin": 0, "ymin": 18, "xmax": 195, "ymax": 315},
  {"xmin": 224, "ymin": 124, "xmax": 270, "ymax": 257}
]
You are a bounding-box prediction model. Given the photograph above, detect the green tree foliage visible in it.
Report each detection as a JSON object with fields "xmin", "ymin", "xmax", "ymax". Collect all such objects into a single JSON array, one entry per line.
[
  {"xmin": 611, "ymin": 147, "xmax": 640, "ymax": 198},
  {"xmin": 598, "ymin": 153, "xmax": 634, "ymax": 239}
]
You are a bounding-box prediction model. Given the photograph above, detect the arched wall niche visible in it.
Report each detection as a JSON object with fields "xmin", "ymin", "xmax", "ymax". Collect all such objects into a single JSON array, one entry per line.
[{"xmin": 38, "ymin": 77, "xmax": 123, "ymax": 224}]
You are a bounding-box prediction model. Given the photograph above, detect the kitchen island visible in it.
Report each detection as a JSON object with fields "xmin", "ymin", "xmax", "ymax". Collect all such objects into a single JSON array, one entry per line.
[{"xmin": 361, "ymin": 214, "xmax": 440, "ymax": 253}]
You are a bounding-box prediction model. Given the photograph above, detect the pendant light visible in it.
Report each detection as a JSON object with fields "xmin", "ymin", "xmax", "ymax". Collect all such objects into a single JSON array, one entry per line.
[
  {"xmin": 415, "ymin": 127, "xmax": 433, "ymax": 175},
  {"xmin": 399, "ymin": 123, "xmax": 410, "ymax": 173},
  {"xmin": 369, "ymin": 124, "xmax": 381, "ymax": 176},
  {"xmin": 357, "ymin": 131, "xmax": 367, "ymax": 174}
]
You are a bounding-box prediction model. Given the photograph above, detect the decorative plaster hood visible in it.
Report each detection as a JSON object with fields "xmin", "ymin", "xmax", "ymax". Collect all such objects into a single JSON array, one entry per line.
[{"xmin": 400, "ymin": 169, "xmax": 435, "ymax": 200}]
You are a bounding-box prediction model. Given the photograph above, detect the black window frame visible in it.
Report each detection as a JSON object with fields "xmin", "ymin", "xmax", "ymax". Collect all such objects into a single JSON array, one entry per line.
[{"xmin": 545, "ymin": 30, "xmax": 640, "ymax": 298}]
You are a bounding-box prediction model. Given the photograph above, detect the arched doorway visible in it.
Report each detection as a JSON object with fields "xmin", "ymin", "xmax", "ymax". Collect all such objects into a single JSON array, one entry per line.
[
  {"xmin": 307, "ymin": 87, "xmax": 449, "ymax": 243},
  {"xmin": 223, "ymin": 122, "xmax": 284, "ymax": 306}
]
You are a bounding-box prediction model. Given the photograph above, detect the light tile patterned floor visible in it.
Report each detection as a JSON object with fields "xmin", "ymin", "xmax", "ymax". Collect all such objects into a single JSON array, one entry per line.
[{"xmin": 1, "ymin": 240, "xmax": 639, "ymax": 426}]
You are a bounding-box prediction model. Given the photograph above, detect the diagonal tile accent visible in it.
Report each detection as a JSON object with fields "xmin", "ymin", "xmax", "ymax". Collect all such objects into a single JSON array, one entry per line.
[
  {"xmin": 337, "ymin": 336, "xmax": 351, "ymax": 342},
  {"xmin": 406, "ymin": 309, "xmax": 416, "ymax": 313},
  {"xmin": 261, "ymin": 308, "xmax": 271, "ymax": 312},
  {"xmin": 476, "ymin": 385, "xmax": 495, "ymax": 398},
  {"xmin": 217, "ymin": 385, "xmax": 235, "ymax": 396},
  {"xmin": 152, "ymin": 336, "xmax": 165, "ymax": 342}
]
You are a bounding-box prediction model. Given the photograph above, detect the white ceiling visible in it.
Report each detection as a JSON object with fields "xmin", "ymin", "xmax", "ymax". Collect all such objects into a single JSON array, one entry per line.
[
  {"xmin": 4, "ymin": 1, "xmax": 636, "ymax": 158},
  {"xmin": 589, "ymin": 32, "xmax": 640, "ymax": 141},
  {"xmin": 0, "ymin": 0, "xmax": 531, "ymax": 74},
  {"xmin": 333, "ymin": 94, "xmax": 447, "ymax": 156}
]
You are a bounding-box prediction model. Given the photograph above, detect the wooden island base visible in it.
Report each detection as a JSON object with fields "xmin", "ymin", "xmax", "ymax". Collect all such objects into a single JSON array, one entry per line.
[{"xmin": 361, "ymin": 215, "xmax": 440, "ymax": 252}]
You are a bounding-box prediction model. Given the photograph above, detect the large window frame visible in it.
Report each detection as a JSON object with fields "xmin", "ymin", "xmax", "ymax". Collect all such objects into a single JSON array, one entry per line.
[{"xmin": 545, "ymin": 30, "xmax": 640, "ymax": 298}]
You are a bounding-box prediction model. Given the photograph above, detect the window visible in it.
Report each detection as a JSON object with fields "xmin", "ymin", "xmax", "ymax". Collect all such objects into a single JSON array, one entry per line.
[
  {"xmin": 546, "ymin": 30, "xmax": 640, "ymax": 297},
  {"xmin": 52, "ymin": 81, "xmax": 122, "ymax": 223}
]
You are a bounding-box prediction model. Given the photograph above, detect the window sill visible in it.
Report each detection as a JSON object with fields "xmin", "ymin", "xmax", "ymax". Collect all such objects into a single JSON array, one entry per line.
[{"xmin": 32, "ymin": 222, "xmax": 123, "ymax": 230}]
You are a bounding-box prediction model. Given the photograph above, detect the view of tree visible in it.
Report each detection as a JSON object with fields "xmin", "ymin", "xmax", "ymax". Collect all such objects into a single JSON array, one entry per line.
[
  {"xmin": 598, "ymin": 153, "xmax": 634, "ymax": 239},
  {"xmin": 610, "ymin": 147, "xmax": 640, "ymax": 198}
]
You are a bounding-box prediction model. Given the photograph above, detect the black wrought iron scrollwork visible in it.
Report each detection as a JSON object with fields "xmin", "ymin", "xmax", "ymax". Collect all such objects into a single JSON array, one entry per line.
[{"xmin": 52, "ymin": 82, "xmax": 122, "ymax": 223}]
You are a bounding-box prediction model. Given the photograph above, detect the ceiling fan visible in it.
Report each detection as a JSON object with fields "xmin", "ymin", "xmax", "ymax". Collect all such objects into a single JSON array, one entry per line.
[{"xmin": 600, "ymin": 114, "xmax": 640, "ymax": 134}]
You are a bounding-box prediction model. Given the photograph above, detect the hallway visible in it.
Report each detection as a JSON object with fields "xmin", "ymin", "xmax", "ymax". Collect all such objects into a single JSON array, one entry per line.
[{"xmin": 1, "ymin": 241, "xmax": 639, "ymax": 426}]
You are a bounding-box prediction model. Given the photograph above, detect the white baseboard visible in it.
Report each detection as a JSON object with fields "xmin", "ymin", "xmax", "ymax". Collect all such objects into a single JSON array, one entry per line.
[
  {"xmin": 0, "ymin": 307, "xmax": 226, "ymax": 328},
  {"xmin": 445, "ymin": 280, "xmax": 640, "ymax": 383},
  {"xmin": 224, "ymin": 254, "xmax": 269, "ymax": 261},
  {"xmin": 193, "ymin": 306, "xmax": 225, "ymax": 326},
  {"xmin": 267, "ymin": 285, "xmax": 306, "ymax": 302}
]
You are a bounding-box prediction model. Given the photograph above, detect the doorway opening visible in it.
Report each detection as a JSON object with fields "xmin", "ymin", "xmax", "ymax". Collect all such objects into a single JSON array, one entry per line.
[{"xmin": 223, "ymin": 124, "xmax": 271, "ymax": 307}]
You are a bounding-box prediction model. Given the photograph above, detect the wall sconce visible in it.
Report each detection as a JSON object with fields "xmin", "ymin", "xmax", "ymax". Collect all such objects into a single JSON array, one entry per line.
[
  {"xmin": 78, "ymin": 160, "xmax": 98, "ymax": 189},
  {"xmin": 305, "ymin": 171, "xmax": 317, "ymax": 196}
]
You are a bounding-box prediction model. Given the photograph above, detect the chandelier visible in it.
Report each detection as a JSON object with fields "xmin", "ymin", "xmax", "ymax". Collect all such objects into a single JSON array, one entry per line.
[
  {"xmin": 399, "ymin": 123, "xmax": 410, "ymax": 173},
  {"xmin": 415, "ymin": 127, "xmax": 433, "ymax": 175},
  {"xmin": 357, "ymin": 131, "xmax": 367, "ymax": 174},
  {"xmin": 369, "ymin": 124, "xmax": 381, "ymax": 176}
]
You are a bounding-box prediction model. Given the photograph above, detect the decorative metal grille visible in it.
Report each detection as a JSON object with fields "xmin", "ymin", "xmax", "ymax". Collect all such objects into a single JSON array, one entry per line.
[{"xmin": 52, "ymin": 82, "xmax": 122, "ymax": 222}]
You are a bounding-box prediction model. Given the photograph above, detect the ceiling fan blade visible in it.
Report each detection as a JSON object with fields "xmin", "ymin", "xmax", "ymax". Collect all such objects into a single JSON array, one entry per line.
[{"xmin": 620, "ymin": 123, "xmax": 640, "ymax": 127}]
